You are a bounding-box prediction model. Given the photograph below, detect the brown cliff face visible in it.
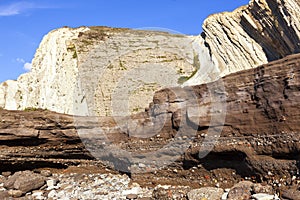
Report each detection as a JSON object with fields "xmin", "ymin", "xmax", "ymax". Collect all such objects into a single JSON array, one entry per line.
[
  {"xmin": 0, "ymin": 109, "xmax": 91, "ymax": 171},
  {"xmin": 0, "ymin": 54, "xmax": 299, "ymax": 187},
  {"xmin": 186, "ymin": 53, "xmax": 300, "ymax": 180},
  {"xmin": 133, "ymin": 53, "xmax": 300, "ymax": 183}
]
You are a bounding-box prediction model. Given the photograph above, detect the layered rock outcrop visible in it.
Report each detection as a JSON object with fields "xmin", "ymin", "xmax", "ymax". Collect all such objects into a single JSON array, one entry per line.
[
  {"xmin": 0, "ymin": 54, "xmax": 299, "ymax": 186},
  {"xmin": 186, "ymin": 0, "xmax": 300, "ymax": 84},
  {"xmin": 1, "ymin": 0, "xmax": 300, "ymax": 115},
  {"xmin": 121, "ymin": 53, "xmax": 300, "ymax": 179}
]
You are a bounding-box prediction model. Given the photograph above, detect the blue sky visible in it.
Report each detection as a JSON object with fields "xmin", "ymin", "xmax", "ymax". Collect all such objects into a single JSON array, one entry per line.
[{"xmin": 0, "ymin": 0, "xmax": 249, "ymax": 83}]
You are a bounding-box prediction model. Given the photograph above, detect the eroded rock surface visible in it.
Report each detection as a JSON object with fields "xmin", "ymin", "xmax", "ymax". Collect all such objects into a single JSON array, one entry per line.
[
  {"xmin": 0, "ymin": 54, "xmax": 299, "ymax": 191},
  {"xmin": 0, "ymin": 27, "xmax": 200, "ymax": 116},
  {"xmin": 198, "ymin": 0, "xmax": 300, "ymax": 76},
  {"xmin": 151, "ymin": 53, "xmax": 300, "ymax": 181},
  {"xmin": 4, "ymin": 170, "xmax": 45, "ymax": 193}
]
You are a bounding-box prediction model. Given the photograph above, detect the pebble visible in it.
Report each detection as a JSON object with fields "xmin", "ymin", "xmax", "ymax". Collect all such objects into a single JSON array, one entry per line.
[
  {"xmin": 153, "ymin": 185, "xmax": 191, "ymax": 199},
  {"xmin": 48, "ymin": 189, "xmax": 57, "ymax": 198},
  {"xmin": 46, "ymin": 178, "xmax": 58, "ymax": 189},
  {"xmin": 252, "ymin": 193, "xmax": 274, "ymax": 200},
  {"xmin": 8, "ymin": 189, "xmax": 23, "ymax": 198},
  {"xmin": 126, "ymin": 194, "xmax": 138, "ymax": 199},
  {"xmin": 187, "ymin": 187, "xmax": 224, "ymax": 200},
  {"xmin": 274, "ymin": 194, "xmax": 280, "ymax": 200},
  {"xmin": 227, "ymin": 181, "xmax": 253, "ymax": 200},
  {"xmin": 138, "ymin": 163, "xmax": 146, "ymax": 168},
  {"xmin": 253, "ymin": 183, "xmax": 274, "ymax": 194},
  {"xmin": 122, "ymin": 187, "xmax": 142, "ymax": 196},
  {"xmin": 32, "ymin": 190, "xmax": 45, "ymax": 200},
  {"xmin": 40, "ymin": 170, "xmax": 52, "ymax": 177},
  {"xmin": 1, "ymin": 172, "xmax": 11, "ymax": 177},
  {"xmin": 221, "ymin": 191, "xmax": 229, "ymax": 200}
]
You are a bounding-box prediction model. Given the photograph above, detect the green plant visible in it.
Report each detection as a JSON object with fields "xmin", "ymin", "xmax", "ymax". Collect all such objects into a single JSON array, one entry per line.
[
  {"xmin": 107, "ymin": 64, "xmax": 113, "ymax": 69},
  {"xmin": 177, "ymin": 76, "xmax": 189, "ymax": 84},
  {"xmin": 132, "ymin": 107, "xmax": 140, "ymax": 112},
  {"xmin": 119, "ymin": 60, "xmax": 127, "ymax": 70},
  {"xmin": 73, "ymin": 51, "xmax": 78, "ymax": 59},
  {"xmin": 193, "ymin": 54, "xmax": 201, "ymax": 70},
  {"xmin": 24, "ymin": 107, "xmax": 48, "ymax": 112},
  {"xmin": 177, "ymin": 54, "xmax": 201, "ymax": 84},
  {"xmin": 24, "ymin": 107, "xmax": 39, "ymax": 112},
  {"xmin": 81, "ymin": 39, "xmax": 94, "ymax": 46}
]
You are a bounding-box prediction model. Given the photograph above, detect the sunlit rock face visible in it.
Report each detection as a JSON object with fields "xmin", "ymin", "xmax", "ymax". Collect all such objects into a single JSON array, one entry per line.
[
  {"xmin": 1, "ymin": 0, "xmax": 300, "ymax": 115},
  {"xmin": 0, "ymin": 27, "xmax": 88, "ymax": 114},
  {"xmin": 0, "ymin": 27, "xmax": 200, "ymax": 115},
  {"xmin": 186, "ymin": 0, "xmax": 300, "ymax": 85}
]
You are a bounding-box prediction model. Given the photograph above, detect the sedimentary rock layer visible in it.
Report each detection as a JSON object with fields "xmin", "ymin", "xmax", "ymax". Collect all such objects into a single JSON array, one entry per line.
[
  {"xmin": 186, "ymin": 0, "xmax": 300, "ymax": 84},
  {"xmin": 125, "ymin": 53, "xmax": 300, "ymax": 179},
  {"xmin": 0, "ymin": 54, "xmax": 299, "ymax": 184}
]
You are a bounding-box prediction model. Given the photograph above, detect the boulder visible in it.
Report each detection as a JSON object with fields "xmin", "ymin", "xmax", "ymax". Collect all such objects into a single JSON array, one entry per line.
[
  {"xmin": 152, "ymin": 185, "xmax": 191, "ymax": 200},
  {"xmin": 227, "ymin": 181, "xmax": 253, "ymax": 200},
  {"xmin": 187, "ymin": 187, "xmax": 224, "ymax": 200},
  {"xmin": 281, "ymin": 188, "xmax": 300, "ymax": 200},
  {"xmin": 4, "ymin": 171, "xmax": 45, "ymax": 193}
]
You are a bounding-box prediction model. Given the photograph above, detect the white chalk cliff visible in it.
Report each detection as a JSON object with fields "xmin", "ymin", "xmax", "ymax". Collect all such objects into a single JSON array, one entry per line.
[
  {"xmin": 0, "ymin": 27, "xmax": 201, "ymax": 116},
  {"xmin": 1, "ymin": 0, "xmax": 300, "ymax": 116}
]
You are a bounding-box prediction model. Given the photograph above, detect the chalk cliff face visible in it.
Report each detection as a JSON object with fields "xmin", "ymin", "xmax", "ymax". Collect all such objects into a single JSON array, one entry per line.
[
  {"xmin": 0, "ymin": 27, "xmax": 201, "ymax": 115},
  {"xmin": 1, "ymin": 0, "xmax": 300, "ymax": 115},
  {"xmin": 0, "ymin": 27, "xmax": 88, "ymax": 114}
]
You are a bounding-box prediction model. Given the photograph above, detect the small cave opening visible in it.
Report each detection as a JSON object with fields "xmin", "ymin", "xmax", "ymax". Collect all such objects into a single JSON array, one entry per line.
[
  {"xmin": 270, "ymin": 151, "xmax": 300, "ymax": 161},
  {"xmin": 0, "ymin": 138, "xmax": 48, "ymax": 146},
  {"xmin": 183, "ymin": 150, "xmax": 256, "ymax": 177},
  {"xmin": 0, "ymin": 161, "xmax": 68, "ymax": 173}
]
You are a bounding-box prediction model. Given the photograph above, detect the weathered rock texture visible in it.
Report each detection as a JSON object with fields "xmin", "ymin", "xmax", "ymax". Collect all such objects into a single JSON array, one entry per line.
[
  {"xmin": 151, "ymin": 53, "xmax": 300, "ymax": 181},
  {"xmin": 0, "ymin": 108, "xmax": 93, "ymax": 172},
  {"xmin": 186, "ymin": 0, "xmax": 300, "ymax": 84},
  {"xmin": 0, "ymin": 54, "xmax": 299, "ymax": 188},
  {"xmin": 0, "ymin": 27, "xmax": 200, "ymax": 116},
  {"xmin": 4, "ymin": 171, "xmax": 45, "ymax": 193},
  {"xmin": 1, "ymin": 0, "xmax": 300, "ymax": 115}
]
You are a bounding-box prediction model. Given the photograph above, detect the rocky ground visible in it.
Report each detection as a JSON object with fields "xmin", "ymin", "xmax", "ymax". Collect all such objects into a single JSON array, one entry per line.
[{"xmin": 0, "ymin": 166, "xmax": 299, "ymax": 200}]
